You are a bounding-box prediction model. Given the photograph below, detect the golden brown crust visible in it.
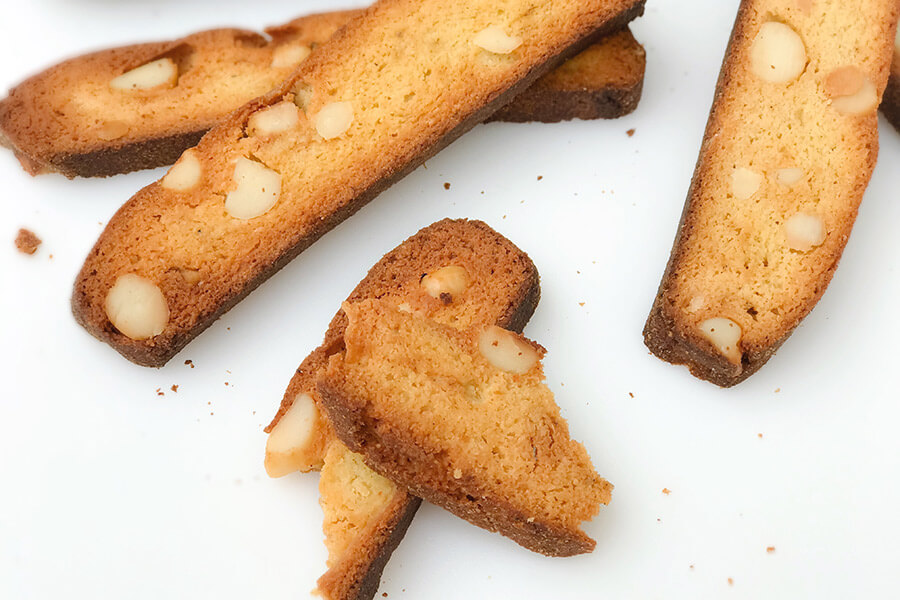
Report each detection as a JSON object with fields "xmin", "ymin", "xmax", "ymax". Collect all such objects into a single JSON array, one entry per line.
[
  {"xmin": 0, "ymin": 10, "xmax": 644, "ymax": 178},
  {"xmin": 644, "ymin": 0, "xmax": 899, "ymax": 386},
  {"xmin": 881, "ymin": 51, "xmax": 900, "ymax": 132},
  {"xmin": 71, "ymin": 0, "xmax": 645, "ymax": 367},
  {"xmin": 489, "ymin": 28, "xmax": 646, "ymax": 123}
]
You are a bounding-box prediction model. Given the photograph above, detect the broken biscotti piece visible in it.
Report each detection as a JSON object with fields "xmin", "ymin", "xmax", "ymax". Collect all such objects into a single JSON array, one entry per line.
[
  {"xmin": 0, "ymin": 11, "xmax": 357, "ymax": 177},
  {"xmin": 0, "ymin": 10, "xmax": 645, "ymax": 179},
  {"xmin": 880, "ymin": 27, "xmax": 900, "ymax": 132},
  {"xmin": 265, "ymin": 219, "xmax": 540, "ymax": 476},
  {"xmin": 318, "ymin": 300, "xmax": 612, "ymax": 557},
  {"xmin": 265, "ymin": 219, "xmax": 541, "ymax": 600},
  {"xmin": 71, "ymin": 0, "xmax": 645, "ymax": 367},
  {"xmin": 643, "ymin": 0, "xmax": 900, "ymax": 387}
]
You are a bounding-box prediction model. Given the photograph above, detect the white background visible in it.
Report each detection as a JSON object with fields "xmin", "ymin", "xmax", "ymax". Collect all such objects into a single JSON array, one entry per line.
[{"xmin": 2, "ymin": 1, "xmax": 899, "ymax": 598}]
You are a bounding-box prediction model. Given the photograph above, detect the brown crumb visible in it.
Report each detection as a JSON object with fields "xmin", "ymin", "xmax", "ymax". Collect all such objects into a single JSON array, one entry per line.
[
  {"xmin": 628, "ymin": 392, "xmax": 634, "ymax": 398},
  {"xmin": 767, "ymin": 546, "xmax": 775, "ymax": 553},
  {"xmin": 774, "ymin": 388, "xmax": 781, "ymax": 393},
  {"xmin": 170, "ymin": 385, "xmax": 179, "ymax": 393},
  {"xmin": 224, "ymin": 382, "xmax": 230, "ymax": 387},
  {"xmin": 662, "ymin": 488, "xmax": 671, "ymax": 495},
  {"xmin": 382, "ymin": 594, "xmax": 388, "ymax": 598},
  {"xmin": 537, "ymin": 175, "xmax": 543, "ymax": 181},
  {"xmin": 15, "ymin": 228, "xmax": 41, "ymax": 255},
  {"xmin": 578, "ymin": 302, "xmax": 585, "ymax": 307},
  {"xmin": 758, "ymin": 433, "xmax": 763, "ymax": 439},
  {"xmin": 728, "ymin": 578, "xmax": 734, "ymax": 586},
  {"xmin": 626, "ymin": 128, "xmax": 635, "ymax": 137},
  {"xmin": 185, "ymin": 360, "xmax": 194, "ymax": 368},
  {"xmin": 155, "ymin": 388, "xmax": 164, "ymax": 397},
  {"xmin": 443, "ymin": 182, "xmax": 451, "ymax": 190},
  {"xmin": 689, "ymin": 565, "xmax": 694, "ymax": 570}
]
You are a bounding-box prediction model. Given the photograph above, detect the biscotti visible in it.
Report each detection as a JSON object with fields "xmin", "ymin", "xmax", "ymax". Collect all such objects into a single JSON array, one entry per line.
[
  {"xmin": 644, "ymin": 0, "xmax": 900, "ymax": 387},
  {"xmin": 0, "ymin": 11, "xmax": 356, "ymax": 177},
  {"xmin": 0, "ymin": 11, "xmax": 645, "ymax": 178},
  {"xmin": 71, "ymin": 0, "xmax": 645, "ymax": 367},
  {"xmin": 318, "ymin": 300, "xmax": 611, "ymax": 557},
  {"xmin": 265, "ymin": 219, "xmax": 541, "ymax": 600},
  {"xmin": 880, "ymin": 30, "xmax": 900, "ymax": 132}
]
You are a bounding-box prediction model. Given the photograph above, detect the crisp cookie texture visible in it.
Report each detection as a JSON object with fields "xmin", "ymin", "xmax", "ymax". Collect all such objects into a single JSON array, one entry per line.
[
  {"xmin": 265, "ymin": 219, "xmax": 541, "ymax": 600},
  {"xmin": 0, "ymin": 10, "xmax": 645, "ymax": 178},
  {"xmin": 71, "ymin": 0, "xmax": 645, "ymax": 367},
  {"xmin": 644, "ymin": 0, "xmax": 900, "ymax": 387},
  {"xmin": 880, "ymin": 28, "xmax": 900, "ymax": 131},
  {"xmin": 489, "ymin": 28, "xmax": 646, "ymax": 123},
  {"xmin": 317, "ymin": 300, "xmax": 611, "ymax": 557},
  {"xmin": 0, "ymin": 11, "xmax": 356, "ymax": 177}
]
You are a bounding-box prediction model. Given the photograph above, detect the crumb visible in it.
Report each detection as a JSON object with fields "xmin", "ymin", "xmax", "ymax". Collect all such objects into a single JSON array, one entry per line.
[
  {"xmin": 15, "ymin": 229, "xmax": 41, "ymax": 255},
  {"xmin": 628, "ymin": 392, "xmax": 634, "ymax": 398},
  {"xmin": 443, "ymin": 182, "xmax": 451, "ymax": 190},
  {"xmin": 662, "ymin": 488, "xmax": 671, "ymax": 495},
  {"xmin": 502, "ymin": 215, "xmax": 506, "ymax": 219},
  {"xmin": 656, "ymin": 518, "xmax": 661, "ymax": 522},
  {"xmin": 48, "ymin": 254, "xmax": 54, "ymax": 260},
  {"xmin": 185, "ymin": 359, "xmax": 194, "ymax": 368},
  {"xmin": 728, "ymin": 578, "xmax": 734, "ymax": 586},
  {"xmin": 626, "ymin": 128, "xmax": 636, "ymax": 137},
  {"xmin": 252, "ymin": 410, "xmax": 256, "ymax": 415},
  {"xmin": 224, "ymin": 382, "xmax": 230, "ymax": 387},
  {"xmin": 170, "ymin": 384, "xmax": 178, "ymax": 393},
  {"xmin": 155, "ymin": 388, "xmax": 164, "ymax": 397},
  {"xmin": 689, "ymin": 565, "xmax": 694, "ymax": 570},
  {"xmin": 226, "ymin": 327, "xmax": 231, "ymax": 331},
  {"xmin": 758, "ymin": 433, "xmax": 763, "ymax": 439},
  {"xmin": 774, "ymin": 387, "xmax": 781, "ymax": 393},
  {"xmin": 210, "ymin": 412, "xmax": 214, "ymax": 416},
  {"xmin": 537, "ymin": 175, "xmax": 543, "ymax": 181},
  {"xmin": 382, "ymin": 594, "xmax": 388, "ymax": 598},
  {"xmin": 767, "ymin": 546, "xmax": 775, "ymax": 553},
  {"xmin": 578, "ymin": 302, "xmax": 585, "ymax": 307}
]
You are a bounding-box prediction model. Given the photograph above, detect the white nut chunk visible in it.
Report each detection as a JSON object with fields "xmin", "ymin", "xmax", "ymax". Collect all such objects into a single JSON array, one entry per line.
[
  {"xmin": 731, "ymin": 167, "xmax": 763, "ymax": 200},
  {"xmin": 749, "ymin": 22, "xmax": 806, "ymax": 83},
  {"xmin": 826, "ymin": 66, "xmax": 878, "ymax": 116},
  {"xmin": 478, "ymin": 325, "xmax": 539, "ymax": 375},
  {"xmin": 225, "ymin": 158, "xmax": 281, "ymax": 220},
  {"xmin": 473, "ymin": 25, "xmax": 522, "ymax": 54},
  {"xmin": 775, "ymin": 167, "xmax": 804, "ymax": 187},
  {"xmin": 699, "ymin": 317, "xmax": 742, "ymax": 364},
  {"xmin": 421, "ymin": 265, "xmax": 470, "ymax": 301},
  {"xmin": 105, "ymin": 274, "xmax": 169, "ymax": 340},
  {"xmin": 110, "ymin": 58, "xmax": 178, "ymax": 90},
  {"xmin": 315, "ymin": 101, "xmax": 354, "ymax": 139},
  {"xmin": 247, "ymin": 101, "xmax": 301, "ymax": 137},
  {"xmin": 265, "ymin": 393, "xmax": 319, "ymax": 477},
  {"xmin": 161, "ymin": 149, "xmax": 201, "ymax": 191},
  {"xmin": 784, "ymin": 212, "xmax": 826, "ymax": 252},
  {"xmin": 271, "ymin": 43, "xmax": 311, "ymax": 68}
]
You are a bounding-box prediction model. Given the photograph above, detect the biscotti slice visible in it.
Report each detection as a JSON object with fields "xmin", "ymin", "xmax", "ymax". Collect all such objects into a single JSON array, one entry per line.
[
  {"xmin": 264, "ymin": 219, "xmax": 541, "ymax": 600},
  {"xmin": 265, "ymin": 219, "xmax": 540, "ymax": 477},
  {"xmin": 880, "ymin": 28, "xmax": 900, "ymax": 132},
  {"xmin": 318, "ymin": 300, "xmax": 612, "ymax": 557},
  {"xmin": 643, "ymin": 0, "xmax": 900, "ymax": 387},
  {"xmin": 0, "ymin": 11, "xmax": 356, "ymax": 177},
  {"xmin": 71, "ymin": 0, "xmax": 645, "ymax": 367},
  {"xmin": 488, "ymin": 27, "xmax": 646, "ymax": 123},
  {"xmin": 316, "ymin": 443, "xmax": 421, "ymax": 600},
  {"xmin": 0, "ymin": 16, "xmax": 646, "ymax": 178}
]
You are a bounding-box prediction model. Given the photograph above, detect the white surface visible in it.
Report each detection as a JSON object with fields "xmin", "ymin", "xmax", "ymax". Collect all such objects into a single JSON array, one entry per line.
[{"xmin": 2, "ymin": 1, "xmax": 899, "ymax": 598}]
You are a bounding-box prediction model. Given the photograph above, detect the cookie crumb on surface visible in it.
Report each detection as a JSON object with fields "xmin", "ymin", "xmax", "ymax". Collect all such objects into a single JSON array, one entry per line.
[
  {"xmin": 728, "ymin": 578, "xmax": 734, "ymax": 586},
  {"xmin": 185, "ymin": 359, "xmax": 194, "ymax": 368},
  {"xmin": 537, "ymin": 175, "xmax": 543, "ymax": 181},
  {"xmin": 626, "ymin": 128, "xmax": 635, "ymax": 137},
  {"xmin": 15, "ymin": 228, "xmax": 41, "ymax": 255},
  {"xmin": 155, "ymin": 388, "xmax": 164, "ymax": 397},
  {"xmin": 628, "ymin": 392, "xmax": 634, "ymax": 398},
  {"xmin": 767, "ymin": 546, "xmax": 775, "ymax": 553},
  {"xmin": 758, "ymin": 433, "xmax": 763, "ymax": 439},
  {"xmin": 662, "ymin": 488, "xmax": 671, "ymax": 495},
  {"xmin": 171, "ymin": 384, "xmax": 179, "ymax": 392},
  {"xmin": 443, "ymin": 182, "xmax": 451, "ymax": 190}
]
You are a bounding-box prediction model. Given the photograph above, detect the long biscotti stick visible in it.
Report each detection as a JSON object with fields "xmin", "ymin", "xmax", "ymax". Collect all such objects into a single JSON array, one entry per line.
[
  {"xmin": 317, "ymin": 300, "xmax": 611, "ymax": 557},
  {"xmin": 0, "ymin": 10, "xmax": 645, "ymax": 178},
  {"xmin": 880, "ymin": 31, "xmax": 900, "ymax": 131},
  {"xmin": 72, "ymin": 0, "xmax": 645, "ymax": 367},
  {"xmin": 643, "ymin": 0, "xmax": 899, "ymax": 387},
  {"xmin": 263, "ymin": 219, "xmax": 541, "ymax": 600}
]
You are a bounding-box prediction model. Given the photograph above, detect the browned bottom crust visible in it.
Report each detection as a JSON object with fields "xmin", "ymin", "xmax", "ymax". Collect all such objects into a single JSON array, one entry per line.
[
  {"xmin": 489, "ymin": 82, "xmax": 643, "ymax": 123},
  {"xmin": 317, "ymin": 376, "xmax": 594, "ymax": 557},
  {"xmin": 881, "ymin": 69, "xmax": 900, "ymax": 133},
  {"xmin": 316, "ymin": 494, "xmax": 421, "ymax": 600}
]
